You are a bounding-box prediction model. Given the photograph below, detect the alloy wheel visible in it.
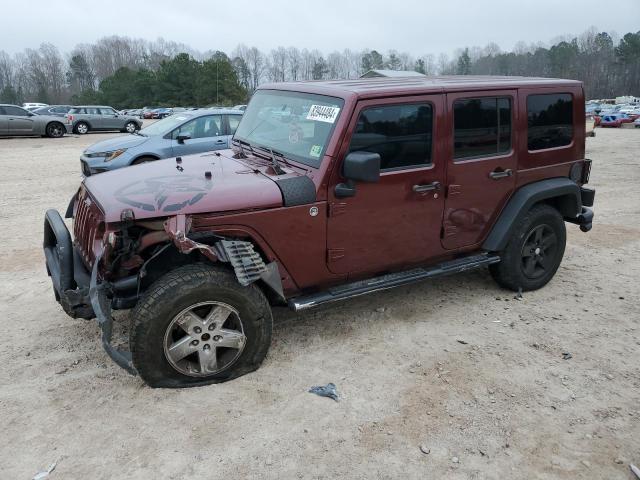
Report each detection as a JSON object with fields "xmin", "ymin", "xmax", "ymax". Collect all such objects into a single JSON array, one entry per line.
[
  {"xmin": 520, "ymin": 224, "xmax": 558, "ymax": 279},
  {"xmin": 163, "ymin": 301, "xmax": 246, "ymax": 377}
]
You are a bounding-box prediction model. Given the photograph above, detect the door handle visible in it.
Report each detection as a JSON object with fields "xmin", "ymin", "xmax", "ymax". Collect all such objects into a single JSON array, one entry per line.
[
  {"xmin": 214, "ymin": 140, "xmax": 225, "ymax": 144},
  {"xmin": 412, "ymin": 181, "xmax": 441, "ymax": 193},
  {"xmin": 489, "ymin": 168, "xmax": 513, "ymax": 180}
]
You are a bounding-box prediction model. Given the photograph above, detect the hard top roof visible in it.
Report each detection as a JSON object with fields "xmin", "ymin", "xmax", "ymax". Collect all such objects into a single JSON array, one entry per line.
[{"xmin": 260, "ymin": 75, "xmax": 582, "ymax": 99}]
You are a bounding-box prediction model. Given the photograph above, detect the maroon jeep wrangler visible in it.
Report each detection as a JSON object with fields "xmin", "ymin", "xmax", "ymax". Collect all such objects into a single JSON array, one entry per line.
[{"xmin": 44, "ymin": 76, "xmax": 595, "ymax": 387}]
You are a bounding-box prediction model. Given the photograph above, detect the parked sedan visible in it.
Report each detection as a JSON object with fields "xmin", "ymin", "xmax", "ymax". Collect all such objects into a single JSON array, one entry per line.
[
  {"xmin": 66, "ymin": 106, "xmax": 142, "ymax": 134},
  {"xmin": 80, "ymin": 108, "xmax": 244, "ymax": 175},
  {"xmin": 0, "ymin": 104, "xmax": 67, "ymax": 138},
  {"xmin": 33, "ymin": 105, "xmax": 72, "ymax": 117},
  {"xmin": 599, "ymin": 115, "xmax": 622, "ymax": 128}
]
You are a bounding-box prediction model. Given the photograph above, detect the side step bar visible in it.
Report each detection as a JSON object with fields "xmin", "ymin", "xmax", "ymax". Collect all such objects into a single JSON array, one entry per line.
[{"xmin": 288, "ymin": 253, "xmax": 500, "ymax": 312}]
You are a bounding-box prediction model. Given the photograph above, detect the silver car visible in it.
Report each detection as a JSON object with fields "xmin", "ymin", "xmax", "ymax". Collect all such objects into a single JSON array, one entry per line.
[
  {"xmin": 80, "ymin": 108, "xmax": 243, "ymax": 175},
  {"xmin": 66, "ymin": 105, "xmax": 142, "ymax": 135},
  {"xmin": 0, "ymin": 104, "xmax": 68, "ymax": 138}
]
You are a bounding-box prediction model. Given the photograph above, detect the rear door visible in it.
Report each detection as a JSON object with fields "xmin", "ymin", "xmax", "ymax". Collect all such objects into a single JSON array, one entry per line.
[
  {"xmin": 326, "ymin": 95, "xmax": 446, "ymax": 275},
  {"xmin": 170, "ymin": 114, "xmax": 226, "ymax": 156},
  {"xmin": 85, "ymin": 107, "xmax": 102, "ymax": 129},
  {"xmin": 441, "ymin": 91, "xmax": 517, "ymax": 249},
  {"xmin": 5, "ymin": 105, "xmax": 35, "ymax": 135}
]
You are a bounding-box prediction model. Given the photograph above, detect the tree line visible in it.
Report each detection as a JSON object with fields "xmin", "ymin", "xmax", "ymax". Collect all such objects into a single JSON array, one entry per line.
[{"xmin": 0, "ymin": 28, "xmax": 638, "ymax": 109}]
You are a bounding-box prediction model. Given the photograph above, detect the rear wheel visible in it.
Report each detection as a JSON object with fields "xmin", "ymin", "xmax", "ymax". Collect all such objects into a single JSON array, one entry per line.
[
  {"xmin": 130, "ymin": 264, "xmax": 273, "ymax": 388},
  {"xmin": 490, "ymin": 204, "xmax": 566, "ymax": 291},
  {"xmin": 46, "ymin": 122, "xmax": 65, "ymax": 138},
  {"xmin": 74, "ymin": 121, "xmax": 89, "ymax": 135}
]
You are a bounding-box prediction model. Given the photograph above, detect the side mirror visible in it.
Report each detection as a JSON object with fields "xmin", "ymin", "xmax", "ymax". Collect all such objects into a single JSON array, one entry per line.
[
  {"xmin": 335, "ymin": 151, "xmax": 381, "ymax": 197},
  {"xmin": 176, "ymin": 134, "xmax": 191, "ymax": 144}
]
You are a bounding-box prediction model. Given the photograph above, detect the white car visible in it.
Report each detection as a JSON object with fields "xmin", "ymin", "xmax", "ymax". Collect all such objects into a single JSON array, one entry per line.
[
  {"xmin": 23, "ymin": 102, "xmax": 48, "ymax": 111},
  {"xmin": 634, "ymin": 117, "xmax": 640, "ymax": 128}
]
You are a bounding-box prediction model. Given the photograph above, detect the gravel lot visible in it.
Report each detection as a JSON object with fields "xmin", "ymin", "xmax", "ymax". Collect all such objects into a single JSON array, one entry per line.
[{"xmin": 0, "ymin": 127, "xmax": 639, "ymax": 479}]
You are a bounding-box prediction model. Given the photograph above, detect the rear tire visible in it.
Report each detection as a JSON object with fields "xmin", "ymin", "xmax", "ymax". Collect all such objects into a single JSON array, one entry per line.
[
  {"xmin": 489, "ymin": 204, "xmax": 566, "ymax": 292},
  {"xmin": 45, "ymin": 122, "xmax": 65, "ymax": 138},
  {"xmin": 130, "ymin": 264, "xmax": 273, "ymax": 388},
  {"xmin": 74, "ymin": 121, "xmax": 89, "ymax": 135}
]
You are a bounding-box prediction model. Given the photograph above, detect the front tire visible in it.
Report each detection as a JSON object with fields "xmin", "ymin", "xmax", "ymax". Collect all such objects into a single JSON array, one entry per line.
[
  {"xmin": 130, "ymin": 264, "xmax": 273, "ymax": 388},
  {"xmin": 490, "ymin": 204, "xmax": 566, "ymax": 292},
  {"xmin": 124, "ymin": 121, "xmax": 138, "ymax": 133},
  {"xmin": 74, "ymin": 121, "xmax": 89, "ymax": 135},
  {"xmin": 46, "ymin": 122, "xmax": 65, "ymax": 138}
]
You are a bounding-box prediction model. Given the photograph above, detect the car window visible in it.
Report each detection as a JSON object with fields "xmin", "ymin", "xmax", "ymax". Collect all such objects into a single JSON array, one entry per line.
[
  {"xmin": 527, "ymin": 93, "xmax": 573, "ymax": 151},
  {"xmin": 0, "ymin": 106, "xmax": 5, "ymax": 115},
  {"xmin": 173, "ymin": 115, "xmax": 223, "ymax": 139},
  {"xmin": 54, "ymin": 106, "xmax": 69, "ymax": 113},
  {"xmin": 100, "ymin": 108, "xmax": 116, "ymax": 115},
  {"xmin": 348, "ymin": 103, "xmax": 433, "ymax": 170},
  {"xmin": 4, "ymin": 106, "xmax": 29, "ymax": 116},
  {"xmin": 453, "ymin": 97, "xmax": 511, "ymax": 160},
  {"xmin": 227, "ymin": 114, "xmax": 242, "ymax": 135},
  {"xmin": 84, "ymin": 107, "xmax": 99, "ymax": 115}
]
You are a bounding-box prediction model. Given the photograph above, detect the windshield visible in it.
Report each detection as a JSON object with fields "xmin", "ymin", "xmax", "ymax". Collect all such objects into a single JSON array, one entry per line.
[
  {"xmin": 234, "ymin": 90, "xmax": 344, "ymax": 168},
  {"xmin": 139, "ymin": 114, "xmax": 194, "ymax": 136}
]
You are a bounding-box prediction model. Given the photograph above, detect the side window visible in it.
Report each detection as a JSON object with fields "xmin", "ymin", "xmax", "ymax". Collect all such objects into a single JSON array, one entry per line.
[
  {"xmin": 100, "ymin": 108, "xmax": 115, "ymax": 115},
  {"xmin": 227, "ymin": 115, "xmax": 242, "ymax": 135},
  {"xmin": 0, "ymin": 106, "xmax": 5, "ymax": 115},
  {"xmin": 453, "ymin": 97, "xmax": 511, "ymax": 160},
  {"xmin": 4, "ymin": 106, "xmax": 29, "ymax": 116},
  {"xmin": 86, "ymin": 107, "xmax": 100, "ymax": 115},
  {"xmin": 527, "ymin": 93, "xmax": 573, "ymax": 151},
  {"xmin": 173, "ymin": 115, "xmax": 223, "ymax": 139},
  {"xmin": 348, "ymin": 103, "xmax": 433, "ymax": 170}
]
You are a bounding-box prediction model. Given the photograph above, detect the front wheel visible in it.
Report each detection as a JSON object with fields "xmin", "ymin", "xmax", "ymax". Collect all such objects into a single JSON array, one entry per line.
[
  {"xmin": 489, "ymin": 204, "xmax": 566, "ymax": 292},
  {"xmin": 130, "ymin": 264, "xmax": 273, "ymax": 388},
  {"xmin": 124, "ymin": 121, "xmax": 138, "ymax": 133}
]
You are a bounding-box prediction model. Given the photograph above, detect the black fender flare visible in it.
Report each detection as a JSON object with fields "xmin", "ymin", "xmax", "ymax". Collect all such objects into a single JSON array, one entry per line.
[{"xmin": 482, "ymin": 177, "xmax": 581, "ymax": 252}]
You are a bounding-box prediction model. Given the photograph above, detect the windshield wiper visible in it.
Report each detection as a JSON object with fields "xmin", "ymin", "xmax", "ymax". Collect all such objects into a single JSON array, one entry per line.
[{"xmin": 234, "ymin": 139, "xmax": 286, "ymax": 175}]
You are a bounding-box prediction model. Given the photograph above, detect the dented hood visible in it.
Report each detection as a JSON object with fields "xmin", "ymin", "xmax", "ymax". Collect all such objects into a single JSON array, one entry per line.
[{"xmin": 83, "ymin": 151, "xmax": 284, "ymax": 223}]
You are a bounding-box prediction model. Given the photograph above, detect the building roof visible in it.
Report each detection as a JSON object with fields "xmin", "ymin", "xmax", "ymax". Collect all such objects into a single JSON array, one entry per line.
[
  {"xmin": 361, "ymin": 69, "xmax": 426, "ymax": 78},
  {"xmin": 261, "ymin": 75, "xmax": 583, "ymax": 100}
]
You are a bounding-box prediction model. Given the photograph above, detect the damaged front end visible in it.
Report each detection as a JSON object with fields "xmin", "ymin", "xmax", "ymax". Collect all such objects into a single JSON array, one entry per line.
[{"xmin": 44, "ymin": 203, "xmax": 284, "ymax": 376}]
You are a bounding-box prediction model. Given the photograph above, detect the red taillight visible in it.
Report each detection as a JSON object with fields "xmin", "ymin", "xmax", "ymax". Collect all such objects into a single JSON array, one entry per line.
[{"xmin": 67, "ymin": 114, "xmax": 74, "ymax": 123}]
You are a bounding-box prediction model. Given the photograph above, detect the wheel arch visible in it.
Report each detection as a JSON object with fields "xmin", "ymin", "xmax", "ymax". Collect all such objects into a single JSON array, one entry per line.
[
  {"xmin": 131, "ymin": 153, "xmax": 161, "ymax": 164},
  {"xmin": 483, "ymin": 177, "xmax": 581, "ymax": 252},
  {"xmin": 45, "ymin": 120, "xmax": 64, "ymax": 134}
]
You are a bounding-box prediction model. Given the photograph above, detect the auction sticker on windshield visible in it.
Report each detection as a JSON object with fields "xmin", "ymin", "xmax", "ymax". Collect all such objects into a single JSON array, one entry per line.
[{"xmin": 307, "ymin": 105, "xmax": 340, "ymax": 123}]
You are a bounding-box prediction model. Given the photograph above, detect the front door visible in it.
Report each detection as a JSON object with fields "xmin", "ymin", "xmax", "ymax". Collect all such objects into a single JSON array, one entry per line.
[
  {"xmin": 99, "ymin": 107, "xmax": 121, "ymax": 129},
  {"xmin": 441, "ymin": 91, "xmax": 517, "ymax": 250},
  {"xmin": 5, "ymin": 106, "xmax": 35, "ymax": 135},
  {"xmin": 171, "ymin": 114, "xmax": 227, "ymax": 156},
  {"xmin": 327, "ymin": 96, "xmax": 446, "ymax": 276}
]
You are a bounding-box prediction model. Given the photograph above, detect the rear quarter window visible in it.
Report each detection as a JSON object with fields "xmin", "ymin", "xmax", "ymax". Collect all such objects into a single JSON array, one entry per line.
[{"xmin": 527, "ymin": 94, "xmax": 573, "ymax": 151}]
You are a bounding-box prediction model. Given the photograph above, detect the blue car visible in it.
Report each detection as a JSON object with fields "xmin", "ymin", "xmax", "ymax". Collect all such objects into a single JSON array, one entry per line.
[{"xmin": 80, "ymin": 109, "xmax": 243, "ymax": 175}]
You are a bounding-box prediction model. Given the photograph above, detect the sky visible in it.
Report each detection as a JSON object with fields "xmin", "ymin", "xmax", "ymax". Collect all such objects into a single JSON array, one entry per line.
[{"xmin": 2, "ymin": 0, "xmax": 639, "ymax": 57}]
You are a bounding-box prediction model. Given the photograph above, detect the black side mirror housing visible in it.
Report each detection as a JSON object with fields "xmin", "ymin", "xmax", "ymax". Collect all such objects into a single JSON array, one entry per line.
[
  {"xmin": 335, "ymin": 151, "xmax": 381, "ymax": 197},
  {"xmin": 176, "ymin": 134, "xmax": 191, "ymax": 144},
  {"xmin": 343, "ymin": 151, "xmax": 381, "ymax": 183}
]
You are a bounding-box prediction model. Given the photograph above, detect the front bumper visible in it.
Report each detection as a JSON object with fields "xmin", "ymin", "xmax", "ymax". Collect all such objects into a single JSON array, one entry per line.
[{"xmin": 43, "ymin": 209, "xmax": 137, "ymax": 375}]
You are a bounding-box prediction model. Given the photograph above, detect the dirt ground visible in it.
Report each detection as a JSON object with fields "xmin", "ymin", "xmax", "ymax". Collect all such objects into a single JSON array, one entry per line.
[{"xmin": 0, "ymin": 126, "xmax": 638, "ymax": 480}]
